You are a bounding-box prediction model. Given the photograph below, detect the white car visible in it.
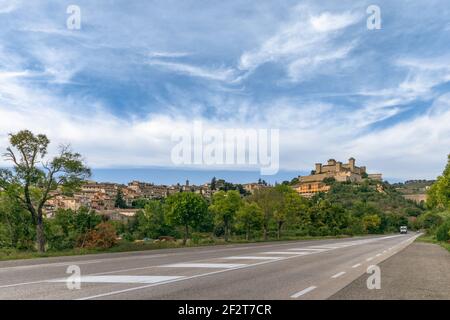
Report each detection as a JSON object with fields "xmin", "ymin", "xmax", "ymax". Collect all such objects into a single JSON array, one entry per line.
[{"xmin": 400, "ymin": 226, "xmax": 408, "ymax": 234}]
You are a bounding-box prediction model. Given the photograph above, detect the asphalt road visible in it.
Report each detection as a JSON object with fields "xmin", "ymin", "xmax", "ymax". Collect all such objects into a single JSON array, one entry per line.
[
  {"xmin": 330, "ymin": 241, "xmax": 450, "ymax": 300},
  {"xmin": 0, "ymin": 233, "xmax": 421, "ymax": 300}
]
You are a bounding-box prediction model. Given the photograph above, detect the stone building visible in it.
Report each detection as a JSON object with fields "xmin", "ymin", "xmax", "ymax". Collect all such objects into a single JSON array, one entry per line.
[{"xmin": 293, "ymin": 158, "xmax": 382, "ymax": 198}]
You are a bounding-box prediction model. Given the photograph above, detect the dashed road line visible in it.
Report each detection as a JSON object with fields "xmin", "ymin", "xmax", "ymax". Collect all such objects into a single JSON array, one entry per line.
[
  {"xmin": 331, "ymin": 271, "xmax": 346, "ymax": 279},
  {"xmin": 290, "ymin": 286, "xmax": 317, "ymax": 298},
  {"xmin": 351, "ymin": 263, "xmax": 362, "ymax": 268},
  {"xmin": 161, "ymin": 263, "xmax": 246, "ymax": 269},
  {"xmin": 263, "ymin": 251, "xmax": 309, "ymax": 255},
  {"xmin": 222, "ymin": 256, "xmax": 281, "ymax": 260}
]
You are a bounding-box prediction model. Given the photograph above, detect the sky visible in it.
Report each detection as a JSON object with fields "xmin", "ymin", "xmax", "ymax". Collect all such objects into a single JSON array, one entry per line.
[{"xmin": 0, "ymin": 0, "xmax": 449, "ymax": 185}]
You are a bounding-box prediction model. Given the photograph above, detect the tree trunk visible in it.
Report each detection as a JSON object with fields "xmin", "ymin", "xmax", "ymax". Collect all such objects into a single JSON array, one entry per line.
[
  {"xmin": 246, "ymin": 227, "xmax": 249, "ymax": 241},
  {"xmin": 263, "ymin": 224, "xmax": 268, "ymax": 241},
  {"xmin": 36, "ymin": 214, "xmax": 46, "ymax": 253},
  {"xmin": 224, "ymin": 223, "xmax": 229, "ymax": 242},
  {"xmin": 277, "ymin": 222, "xmax": 281, "ymax": 240},
  {"xmin": 183, "ymin": 224, "xmax": 189, "ymax": 245}
]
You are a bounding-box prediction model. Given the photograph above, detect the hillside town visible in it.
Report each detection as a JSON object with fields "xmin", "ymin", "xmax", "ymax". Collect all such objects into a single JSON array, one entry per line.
[{"xmin": 42, "ymin": 157, "xmax": 397, "ymax": 220}]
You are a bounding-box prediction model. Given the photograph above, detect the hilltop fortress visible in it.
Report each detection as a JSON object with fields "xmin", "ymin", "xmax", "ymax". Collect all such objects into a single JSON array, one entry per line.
[{"xmin": 293, "ymin": 158, "xmax": 382, "ymax": 198}]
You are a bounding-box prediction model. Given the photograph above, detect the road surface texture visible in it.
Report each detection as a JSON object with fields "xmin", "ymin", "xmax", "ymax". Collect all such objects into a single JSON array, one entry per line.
[
  {"xmin": 0, "ymin": 234, "xmax": 422, "ymax": 300},
  {"xmin": 330, "ymin": 241, "xmax": 450, "ymax": 300}
]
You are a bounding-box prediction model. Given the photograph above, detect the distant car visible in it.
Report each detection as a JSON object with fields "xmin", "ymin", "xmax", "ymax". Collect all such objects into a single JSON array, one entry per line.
[{"xmin": 400, "ymin": 226, "xmax": 408, "ymax": 234}]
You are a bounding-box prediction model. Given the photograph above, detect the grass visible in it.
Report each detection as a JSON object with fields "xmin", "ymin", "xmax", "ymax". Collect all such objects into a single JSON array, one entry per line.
[
  {"xmin": 0, "ymin": 233, "xmax": 358, "ymax": 261},
  {"xmin": 416, "ymin": 234, "xmax": 450, "ymax": 252}
]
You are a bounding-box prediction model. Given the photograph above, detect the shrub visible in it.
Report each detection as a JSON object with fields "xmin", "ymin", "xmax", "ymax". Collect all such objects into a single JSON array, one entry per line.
[
  {"xmin": 78, "ymin": 222, "xmax": 118, "ymax": 249},
  {"xmin": 435, "ymin": 219, "xmax": 450, "ymax": 242}
]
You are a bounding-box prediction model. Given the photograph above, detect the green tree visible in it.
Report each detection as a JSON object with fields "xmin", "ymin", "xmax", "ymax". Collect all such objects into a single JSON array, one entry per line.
[
  {"xmin": 248, "ymin": 187, "xmax": 279, "ymax": 240},
  {"xmin": 0, "ymin": 193, "xmax": 35, "ymax": 249},
  {"xmin": 114, "ymin": 189, "xmax": 128, "ymax": 209},
  {"xmin": 209, "ymin": 190, "xmax": 242, "ymax": 241},
  {"xmin": 0, "ymin": 130, "xmax": 90, "ymax": 252},
  {"xmin": 362, "ymin": 214, "xmax": 381, "ymax": 234},
  {"xmin": 427, "ymin": 155, "xmax": 450, "ymax": 210},
  {"xmin": 165, "ymin": 192, "xmax": 208, "ymax": 245},
  {"xmin": 236, "ymin": 202, "xmax": 264, "ymax": 240},
  {"xmin": 131, "ymin": 200, "xmax": 173, "ymax": 239}
]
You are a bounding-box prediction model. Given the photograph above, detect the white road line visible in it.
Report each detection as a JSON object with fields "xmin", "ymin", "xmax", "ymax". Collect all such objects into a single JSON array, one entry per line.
[
  {"xmin": 287, "ymin": 248, "xmax": 326, "ymax": 251},
  {"xmin": 263, "ymin": 251, "xmax": 309, "ymax": 255},
  {"xmin": 161, "ymin": 263, "xmax": 246, "ymax": 269},
  {"xmin": 222, "ymin": 256, "xmax": 281, "ymax": 260},
  {"xmin": 376, "ymin": 254, "xmax": 382, "ymax": 257},
  {"xmin": 49, "ymin": 275, "xmax": 184, "ymax": 284},
  {"xmin": 307, "ymin": 246, "xmax": 341, "ymax": 249},
  {"xmin": 331, "ymin": 271, "xmax": 346, "ymax": 279},
  {"xmin": 77, "ymin": 255, "xmax": 307, "ymax": 300},
  {"xmin": 76, "ymin": 235, "xmax": 414, "ymax": 300},
  {"xmin": 351, "ymin": 263, "xmax": 362, "ymax": 268},
  {"xmin": 290, "ymin": 286, "xmax": 317, "ymax": 298},
  {"xmin": 366, "ymin": 257, "xmax": 374, "ymax": 261}
]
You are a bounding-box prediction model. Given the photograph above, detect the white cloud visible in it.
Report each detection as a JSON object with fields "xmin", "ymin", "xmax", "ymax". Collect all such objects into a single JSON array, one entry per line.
[
  {"xmin": 148, "ymin": 60, "xmax": 237, "ymax": 82},
  {"xmin": 238, "ymin": 8, "xmax": 361, "ymax": 81},
  {"xmin": 0, "ymin": 0, "xmax": 20, "ymax": 14}
]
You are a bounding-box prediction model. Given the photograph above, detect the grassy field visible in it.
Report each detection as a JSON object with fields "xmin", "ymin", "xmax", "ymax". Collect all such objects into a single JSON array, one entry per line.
[
  {"xmin": 0, "ymin": 234, "xmax": 354, "ymax": 261},
  {"xmin": 417, "ymin": 234, "xmax": 450, "ymax": 252}
]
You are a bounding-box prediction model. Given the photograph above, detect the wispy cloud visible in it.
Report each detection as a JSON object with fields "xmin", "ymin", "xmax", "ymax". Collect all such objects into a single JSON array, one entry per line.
[
  {"xmin": 148, "ymin": 59, "xmax": 237, "ymax": 82},
  {"xmin": 238, "ymin": 8, "xmax": 361, "ymax": 81}
]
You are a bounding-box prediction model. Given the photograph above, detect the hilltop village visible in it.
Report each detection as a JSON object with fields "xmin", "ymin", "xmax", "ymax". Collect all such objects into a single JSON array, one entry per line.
[{"xmin": 44, "ymin": 158, "xmax": 427, "ymax": 220}]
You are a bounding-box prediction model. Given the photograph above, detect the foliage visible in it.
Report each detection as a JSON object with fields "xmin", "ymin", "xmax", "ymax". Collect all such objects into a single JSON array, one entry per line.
[
  {"xmin": 165, "ymin": 192, "xmax": 208, "ymax": 244},
  {"xmin": 80, "ymin": 222, "xmax": 118, "ymax": 249},
  {"xmin": 46, "ymin": 207, "xmax": 102, "ymax": 250},
  {"xmin": 435, "ymin": 219, "xmax": 450, "ymax": 242},
  {"xmin": 114, "ymin": 189, "xmax": 128, "ymax": 209},
  {"xmin": 235, "ymin": 202, "xmax": 264, "ymax": 240},
  {"xmin": 209, "ymin": 190, "xmax": 242, "ymax": 241},
  {"xmin": 0, "ymin": 130, "xmax": 90, "ymax": 252},
  {"xmin": 427, "ymin": 155, "xmax": 450, "ymax": 210}
]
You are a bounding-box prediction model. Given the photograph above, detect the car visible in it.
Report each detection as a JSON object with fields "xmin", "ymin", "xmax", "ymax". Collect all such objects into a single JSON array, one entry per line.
[{"xmin": 400, "ymin": 226, "xmax": 408, "ymax": 234}]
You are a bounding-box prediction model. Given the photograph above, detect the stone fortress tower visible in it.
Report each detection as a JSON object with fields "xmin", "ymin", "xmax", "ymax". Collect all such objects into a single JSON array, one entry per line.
[{"xmin": 293, "ymin": 158, "xmax": 382, "ymax": 198}]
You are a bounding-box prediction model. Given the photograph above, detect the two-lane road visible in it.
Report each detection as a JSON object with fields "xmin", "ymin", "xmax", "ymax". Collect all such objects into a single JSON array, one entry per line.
[{"xmin": 0, "ymin": 233, "xmax": 420, "ymax": 299}]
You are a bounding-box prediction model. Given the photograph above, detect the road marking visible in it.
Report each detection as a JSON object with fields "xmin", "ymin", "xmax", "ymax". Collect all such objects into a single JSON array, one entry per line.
[
  {"xmin": 49, "ymin": 275, "xmax": 184, "ymax": 284},
  {"xmin": 161, "ymin": 263, "xmax": 246, "ymax": 269},
  {"xmin": 307, "ymin": 246, "xmax": 341, "ymax": 249},
  {"xmin": 288, "ymin": 248, "xmax": 326, "ymax": 251},
  {"xmin": 290, "ymin": 286, "xmax": 317, "ymax": 298},
  {"xmin": 263, "ymin": 251, "xmax": 309, "ymax": 255},
  {"xmin": 75, "ymin": 234, "xmax": 413, "ymax": 300},
  {"xmin": 352, "ymin": 263, "xmax": 362, "ymax": 268},
  {"xmin": 366, "ymin": 257, "xmax": 374, "ymax": 261},
  {"xmin": 331, "ymin": 271, "xmax": 346, "ymax": 279},
  {"xmin": 376, "ymin": 254, "xmax": 382, "ymax": 257},
  {"xmin": 222, "ymin": 256, "xmax": 281, "ymax": 260}
]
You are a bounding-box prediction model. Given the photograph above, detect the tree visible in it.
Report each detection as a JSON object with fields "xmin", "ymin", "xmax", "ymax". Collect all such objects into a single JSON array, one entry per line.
[
  {"xmin": 165, "ymin": 192, "xmax": 208, "ymax": 245},
  {"xmin": 427, "ymin": 154, "xmax": 450, "ymax": 210},
  {"xmin": 211, "ymin": 177, "xmax": 217, "ymax": 190},
  {"xmin": 0, "ymin": 193, "xmax": 34, "ymax": 249},
  {"xmin": 236, "ymin": 202, "xmax": 263, "ymax": 240},
  {"xmin": 362, "ymin": 214, "xmax": 381, "ymax": 234},
  {"xmin": 273, "ymin": 185, "xmax": 309, "ymax": 239},
  {"xmin": 131, "ymin": 200, "xmax": 173, "ymax": 239},
  {"xmin": 248, "ymin": 187, "xmax": 279, "ymax": 240},
  {"xmin": 114, "ymin": 189, "xmax": 127, "ymax": 209},
  {"xmin": 0, "ymin": 130, "xmax": 90, "ymax": 252},
  {"xmin": 209, "ymin": 190, "xmax": 242, "ymax": 241}
]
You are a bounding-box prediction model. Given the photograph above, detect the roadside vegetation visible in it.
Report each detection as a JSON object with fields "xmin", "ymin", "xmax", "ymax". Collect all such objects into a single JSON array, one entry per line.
[
  {"xmin": 416, "ymin": 155, "xmax": 450, "ymax": 252},
  {"xmin": 0, "ymin": 130, "xmax": 447, "ymax": 260}
]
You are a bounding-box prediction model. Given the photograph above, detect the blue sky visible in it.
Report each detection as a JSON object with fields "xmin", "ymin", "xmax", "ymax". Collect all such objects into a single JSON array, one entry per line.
[{"xmin": 0, "ymin": 0, "xmax": 449, "ymax": 184}]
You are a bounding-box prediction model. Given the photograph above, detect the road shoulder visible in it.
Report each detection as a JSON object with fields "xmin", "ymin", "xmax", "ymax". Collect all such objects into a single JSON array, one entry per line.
[{"xmin": 329, "ymin": 242, "xmax": 450, "ymax": 300}]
